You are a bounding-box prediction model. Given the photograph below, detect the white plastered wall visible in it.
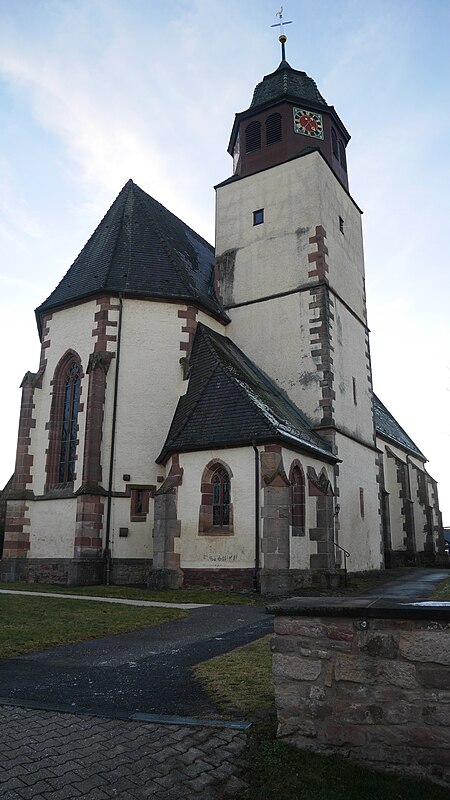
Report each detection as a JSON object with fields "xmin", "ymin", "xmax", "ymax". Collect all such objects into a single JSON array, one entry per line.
[
  {"xmin": 27, "ymin": 302, "xmax": 96, "ymax": 558},
  {"xmin": 334, "ymin": 432, "xmax": 382, "ymax": 571},
  {"xmin": 216, "ymin": 151, "xmax": 365, "ymax": 319},
  {"xmin": 104, "ymin": 300, "xmax": 227, "ymax": 561},
  {"xmin": 228, "ymin": 292, "xmax": 320, "ymax": 424},
  {"xmin": 176, "ymin": 448, "xmax": 256, "ymax": 569},
  {"xmin": 332, "ymin": 298, "xmax": 373, "ymax": 444},
  {"xmin": 28, "ymin": 499, "xmax": 77, "ymax": 558}
]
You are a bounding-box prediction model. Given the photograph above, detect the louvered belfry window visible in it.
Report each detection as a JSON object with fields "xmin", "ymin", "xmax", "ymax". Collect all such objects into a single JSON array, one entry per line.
[
  {"xmin": 59, "ymin": 362, "xmax": 81, "ymax": 483},
  {"xmin": 339, "ymin": 139, "xmax": 347, "ymax": 171},
  {"xmin": 245, "ymin": 121, "xmax": 261, "ymax": 152},
  {"xmin": 331, "ymin": 127, "xmax": 339, "ymax": 158},
  {"xmin": 265, "ymin": 113, "xmax": 282, "ymax": 145},
  {"xmin": 212, "ymin": 467, "xmax": 231, "ymax": 526}
]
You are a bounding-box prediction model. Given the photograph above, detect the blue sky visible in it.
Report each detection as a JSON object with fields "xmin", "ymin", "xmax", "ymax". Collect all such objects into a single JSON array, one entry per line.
[{"xmin": 0, "ymin": 0, "xmax": 449, "ymax": 522}]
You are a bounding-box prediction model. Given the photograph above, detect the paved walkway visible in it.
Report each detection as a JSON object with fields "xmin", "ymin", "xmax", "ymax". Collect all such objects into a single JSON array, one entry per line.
[
  {"xmin": 0, "ymin": 589, "xmax": 208, "ymax": 609},
  {"xmin": 0, "ymin": 705, "xmax": 247, "ymax": 799}
]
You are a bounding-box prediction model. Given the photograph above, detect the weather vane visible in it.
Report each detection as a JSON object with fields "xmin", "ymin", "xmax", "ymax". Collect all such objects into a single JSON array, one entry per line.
[{"xmin": 271, "ymin": 7, "xmax": 293, "ymax": 61}]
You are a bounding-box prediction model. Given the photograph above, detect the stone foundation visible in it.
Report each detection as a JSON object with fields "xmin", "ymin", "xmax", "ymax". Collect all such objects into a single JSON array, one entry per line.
[
  {"xmin": 0, "ymin": 557, "xmax": 104, "ymax": 586},
  {"xmin": 182, "ymin": 568, "xmax": 255, "ymax": 592},
  {"xmin": 109, "ymin": 558, "xmax": 153, "ymax": 585},
  {"xmin": 260, "ymin": 568, "xmax": 342, "ymax": 596},
  {"xmin": 269, "ymin": 597, "xmax": 450, "ymax": 787},
  {"xmin": 0, "ymin": 557, "xmax": 151, "ymax": 586}
]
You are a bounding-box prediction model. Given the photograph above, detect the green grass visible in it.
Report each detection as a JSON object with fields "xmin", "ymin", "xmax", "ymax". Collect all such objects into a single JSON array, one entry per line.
[
  {"xmin": 0, "ymin": 581, "xmax": 260, "ymax": 605},
  {"xmin": 193, "ymin": 635, "xmax": 274, "ymax": 716},
  {"xmin": 430, "ymin": 577, "xmax": 450, "ymax": 600},
  {"xmin": 194, "ymin": 637, "xmax": 448, "ymax": 800},
  {"xmin": 0, "ymin": 594, "xmax": 187, "ymax": 658}
]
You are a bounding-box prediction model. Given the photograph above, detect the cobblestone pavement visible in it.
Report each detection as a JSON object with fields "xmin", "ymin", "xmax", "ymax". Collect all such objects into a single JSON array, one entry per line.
[{"xmin": 0, "ymin": 705, "xmax": 248, "ymax": 799}]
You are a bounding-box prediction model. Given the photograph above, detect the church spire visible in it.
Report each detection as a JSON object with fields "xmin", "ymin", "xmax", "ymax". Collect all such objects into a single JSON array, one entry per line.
[{"xmin": 270, "ymin": 6, "xmax": 293, "ymax": 63}]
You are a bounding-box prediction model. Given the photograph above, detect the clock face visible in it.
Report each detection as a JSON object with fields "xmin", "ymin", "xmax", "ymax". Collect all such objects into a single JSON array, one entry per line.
[{"xmin": 293, "ymin": 108, "xmax": 324, "ymax": 140}]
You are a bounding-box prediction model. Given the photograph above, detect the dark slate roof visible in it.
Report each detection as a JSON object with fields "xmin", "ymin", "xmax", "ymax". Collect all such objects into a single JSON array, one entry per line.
[
  {"xmin": 36, "ymin": 180, "xmax": 226, "ymax": 325},
  {"xmin": 157, "ymin": 324, "xmax": 337, "ymax": 464},
  {"xmin": 250, "ymin": 60, "xmax": 327, "ymax": 109},
  {"xmin": 374, "ymin": 395, "xmax": 426, "ymax": 460}
]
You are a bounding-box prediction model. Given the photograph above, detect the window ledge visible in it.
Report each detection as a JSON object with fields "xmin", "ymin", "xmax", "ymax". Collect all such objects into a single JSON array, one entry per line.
[{"xmin": 199, "ymin": 526, "xmax": 234, "ymax": 537}]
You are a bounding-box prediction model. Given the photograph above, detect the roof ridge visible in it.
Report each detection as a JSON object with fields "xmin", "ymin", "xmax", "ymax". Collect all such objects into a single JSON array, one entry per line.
[
  {"xmin": 374, "ymin": 394, "xmax": 426, "ymax": 460},
  {"xmin": 167, "ymin": 361, "xmax": 222, "ymax": 449},
  {"xmin": 132, "ymin": 183, "xmax": 214, "ymax": 252},
  {"xmin": 101, "ymin": 181, "xmax": 134, "ymax": 291}
]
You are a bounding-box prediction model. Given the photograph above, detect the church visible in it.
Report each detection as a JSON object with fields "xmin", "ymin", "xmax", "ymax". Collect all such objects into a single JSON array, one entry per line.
[{"xmin": 0, "ymin": 45, "xmax": 445, "ymax": 593}]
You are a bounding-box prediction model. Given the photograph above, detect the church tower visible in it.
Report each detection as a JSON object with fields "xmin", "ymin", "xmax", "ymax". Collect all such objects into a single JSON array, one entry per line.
[{"xmin": 215, "ymin": 49, "xmax": 383, "ymax": 572}]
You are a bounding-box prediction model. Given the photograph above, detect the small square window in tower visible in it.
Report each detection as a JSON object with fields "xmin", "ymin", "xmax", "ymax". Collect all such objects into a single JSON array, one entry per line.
[{"xmin": 253, "ymin": 208, "xmax": 264, "ymax": 226}]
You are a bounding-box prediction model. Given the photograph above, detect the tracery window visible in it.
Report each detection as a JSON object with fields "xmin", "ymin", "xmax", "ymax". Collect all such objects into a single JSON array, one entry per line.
[
  {"xmin": 290, "ymin": 462, "xmax": 306, "ymax": 535},
  {"xmin": 59, "ymin": 362, "xmax": 81, "ymax": 483},
  {"xmin": 212, "ymin": 467, "xmax": 231, "ymax": 526},
  {"xmin": 199, "ymin": 460, "xmax": 234, "ymax": 535},
  {"xmin": 45, "ymin": 350, "xmax": 83, "ymax": 489}
]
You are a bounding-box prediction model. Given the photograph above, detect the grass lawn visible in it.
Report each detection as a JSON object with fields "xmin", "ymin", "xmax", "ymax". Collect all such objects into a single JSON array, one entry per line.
[
  {"xmin": 430, "ymin": 576, "xmax": 450, "ymax": 600},
  {"xmin": 193, "ymin": 636, "xmax": 449, "ymax": 800},
  {"xmin": 0, "ymin": 594, "xmax": 187, "ymax": 658},
  {"xmin": 0, "ymin": 581, "xmax": 260, "ymax": 605}
]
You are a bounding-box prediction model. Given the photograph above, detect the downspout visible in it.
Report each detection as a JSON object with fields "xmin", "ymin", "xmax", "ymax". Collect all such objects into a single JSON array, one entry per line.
[
  {"xmin": 104, "ymin": 293, "xmax": 124, "ymax": 584},
  {"xmin": 252, "ymin": 441, "xmax": 260, "ymax": 593}
]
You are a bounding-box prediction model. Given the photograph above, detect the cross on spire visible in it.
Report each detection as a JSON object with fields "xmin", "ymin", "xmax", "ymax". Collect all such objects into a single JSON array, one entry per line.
[{"xmin": 270, "ymin": 6, "xmax": 293, "ymax": 61}]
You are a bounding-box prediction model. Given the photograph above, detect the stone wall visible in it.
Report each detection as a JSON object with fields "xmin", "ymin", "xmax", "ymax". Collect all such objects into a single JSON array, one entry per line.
[{"xmin": 270, "ymin": 598, "xmax": 450, "ymax": 787}]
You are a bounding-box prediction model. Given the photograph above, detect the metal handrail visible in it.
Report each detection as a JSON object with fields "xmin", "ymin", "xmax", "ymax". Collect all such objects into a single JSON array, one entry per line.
[{"xmin": 332, "ymin": 539, "xmax": 350, "ymax": 586}]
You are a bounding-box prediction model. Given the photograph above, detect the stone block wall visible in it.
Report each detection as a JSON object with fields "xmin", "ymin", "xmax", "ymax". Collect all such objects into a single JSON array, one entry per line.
[{"xmin": 270, "ymin": 599, "xmax": 450, "ymax": 787}]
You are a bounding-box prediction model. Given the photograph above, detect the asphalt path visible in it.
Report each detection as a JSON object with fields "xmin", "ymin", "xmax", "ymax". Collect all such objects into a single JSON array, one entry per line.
[{"xmin": 0, "ymin": 603, "xmax": 273, "ymax": 719}]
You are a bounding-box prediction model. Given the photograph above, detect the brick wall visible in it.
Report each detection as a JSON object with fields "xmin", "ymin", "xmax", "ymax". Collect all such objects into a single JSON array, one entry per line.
[{"xmin": 270, "ymin": 599, "xmax": 450, "ymax": 787}]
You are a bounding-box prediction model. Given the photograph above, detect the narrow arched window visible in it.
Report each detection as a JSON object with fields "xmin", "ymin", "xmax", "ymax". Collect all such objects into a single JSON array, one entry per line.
[
  {"xmin": 291, "ymin": 464, "xmax": 305, "ymax": 533},
  {"xmin": 59, "ymin": 361, "xmax": 81, "ymax": 483},
  {"xmin": 339, "ymin": 139, "xmax": 347, "ymax": 171},
  {"xmin": 245, "ymin": 121, "xmax": 261, "ymax": 152},
  {"xmin": 45, "ymin": 350, "xmax": 83, "ymax": 490},
  {"xmin": 266, "ymin": 113, "xmax": 282, "ymax": 145},
  {"xmin": 199, "ymin": 460, "xmax": 234, "ymax": 535},
  {"xmin": 212, "ymin": 467, "xmax": 231, "ymax": 526},
  {"xmin": 331, "ymin": 127, "xmax": 338, "ymax": 158}
]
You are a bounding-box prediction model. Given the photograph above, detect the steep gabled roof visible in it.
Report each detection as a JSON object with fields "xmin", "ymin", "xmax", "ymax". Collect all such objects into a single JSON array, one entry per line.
[
  {"xmin": 36, "ymin": 180, "xmax": 227, "ymax": 327},
  {"xmin": 157, "ymin": 324, "xmax": 337, "ymax": 464},
  {"xmin": 374, "ymin": 394, "xmax": 426, "ymax": 461}
]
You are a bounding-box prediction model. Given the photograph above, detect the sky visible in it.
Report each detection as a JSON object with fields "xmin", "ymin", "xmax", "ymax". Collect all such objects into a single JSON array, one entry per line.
[{"xmin": 0, "ymin": 0, "xmax": 449, "ymax": 523}]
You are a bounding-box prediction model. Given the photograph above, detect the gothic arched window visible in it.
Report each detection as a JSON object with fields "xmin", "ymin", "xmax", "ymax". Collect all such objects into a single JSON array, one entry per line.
[
  {"xmin": 45, "ymin": 351, "xmax": 83, "ymax": 489},
  {"xmin": 290, "ymin": 463, "xmax": 306, "ymax": 535},
  {"xmin": 266, "ymin": 113, "xmax": 282, "ymax": 145},
  {"xmin": 212, "ymin": 467, "xmax": 231, "ymax": 526},
  {"xmin": 199, "ymin": 460, "xmax": 234, "ymax": 535},
  {"xmin": 59, "ymin": 361, "xmax": 81, "ymax": 483},
  {"xmin": 245, "ymin": 121, "xmax": 261, "ymax": 152}
]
